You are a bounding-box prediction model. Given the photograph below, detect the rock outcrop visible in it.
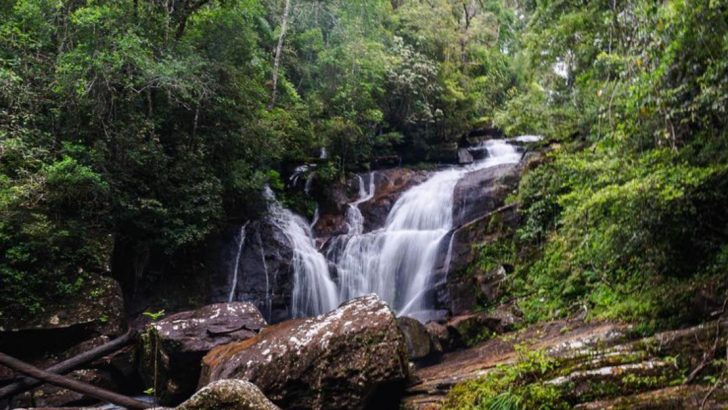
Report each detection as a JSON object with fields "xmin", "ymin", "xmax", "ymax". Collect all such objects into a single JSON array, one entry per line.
[
  {"xmin": 138, "ymin": 302, "xmax": 266, "ymax": 405},
  {"xmin": 176, "ymin": 379, "xmax": 278, "ymax": 410},
  {"xmin": 452, "ymin": 163, "xmax": 520, "ymax": 228},
  {"xmin": 211, "ymin": 221, "xmax": 295, "ymax": 323},
  {"xmin": 200, "ymin": 295, "xmax": 409, "ymax": 409},
  {"xmin": 348, "ymin": 168, "xmax": 429, "ymax": 234},
  {"xmin": 404, "ymin": 319, "xmax": 728, "ymax": 409},
  {"xmin": 397, "ymin": 317, "xmax": 442, "ymax": 365}
]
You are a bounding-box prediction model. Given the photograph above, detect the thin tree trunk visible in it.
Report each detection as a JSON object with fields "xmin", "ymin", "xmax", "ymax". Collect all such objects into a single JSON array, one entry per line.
[
  {"xmin": 269, "ymin": 0, "xmax": 291, "ymax": 109},
  {"xmin": 0, "ymin": 329, "xmax": 136, "ymax": 399},
  {"xmin": 0, "ymin": 352, "xmax": 150, "ymax": 409}
]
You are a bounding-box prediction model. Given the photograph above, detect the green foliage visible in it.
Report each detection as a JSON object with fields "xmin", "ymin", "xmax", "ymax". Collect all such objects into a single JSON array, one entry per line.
[
  {"xmin": 469, "ymin": 0, "xmax": 728, "ymax": 330},
  {"xmin": 142, "ymin": 309, "xmax": 166, "ymax": 322}
]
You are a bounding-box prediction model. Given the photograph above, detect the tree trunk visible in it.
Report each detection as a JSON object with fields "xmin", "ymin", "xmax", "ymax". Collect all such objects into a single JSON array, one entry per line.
[
  {"xmin": 268, "ymin": 0, "xmax": 292, "ymax": 109},
  {"xmin": 0, "ymin": 352, "xmax": 150, "ymax": 409},
  {"xmin": 0, "ymin": 330, "xmax": 136, "ymax": 399}
]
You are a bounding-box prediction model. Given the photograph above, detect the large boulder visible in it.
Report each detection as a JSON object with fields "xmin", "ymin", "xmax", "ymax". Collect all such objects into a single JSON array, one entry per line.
[
  {"xmin": 200, "ymin": 294, "xmax": 409, "ymax": 409},
  {"xmin": 138, "ymin": 302, "xmax": 266, "ymax": 405},
  {"xmin": 457, "ymin": 148, "xmax": 474, "ymax": 165},
  {"xmin": 176, "ymin": 379, "xmax": 278, "ymax": 410}
]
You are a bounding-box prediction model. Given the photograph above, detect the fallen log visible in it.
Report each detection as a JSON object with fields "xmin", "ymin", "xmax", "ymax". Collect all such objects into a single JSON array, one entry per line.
[
  {"xmin": 0, "ymin": 352, "xmax": 151, "ymax": 409},
  {"xmin": 0, "ymin": 329, "xmax": 135, "ymax": 399}
]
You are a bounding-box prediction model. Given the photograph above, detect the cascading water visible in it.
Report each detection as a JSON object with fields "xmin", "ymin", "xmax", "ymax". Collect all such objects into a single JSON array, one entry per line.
[
  {"xmin": 329, "ymin": 140, "xmax": 523, "ymax": 319},
  {"xmin": 263, "ymin": 187, "xmax": 339, "ymax": 317},
  {"xmin": 345, "ymin": 172, "xmax": 376, "ymax": 235},
  {"xmin": 228, "ymin": 139, "xmax": 526, "ymax": 321},
  {"xmin": 228, "ymin": 222, "xmax": 249, "ymax": 302}
]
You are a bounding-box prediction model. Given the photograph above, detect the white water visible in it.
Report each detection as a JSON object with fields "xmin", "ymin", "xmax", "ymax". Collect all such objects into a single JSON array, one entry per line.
[
  {"xmin": 256, "ymin": 230, "xmax": 272, "ymax": 319},
  {"xmin": 330, "ymin": 140, "xmax": 522, "ymax": 318},
  {"xmin": 263, "ymin": 187, "xmax": 338, "ymax": 317},
  {"xmin": 228, "ymin": 222, "xmax": 249, "ymax": 302},
  {"xmin": 345, "ymin": 172, "xmax": 376, "ymax": 235}
]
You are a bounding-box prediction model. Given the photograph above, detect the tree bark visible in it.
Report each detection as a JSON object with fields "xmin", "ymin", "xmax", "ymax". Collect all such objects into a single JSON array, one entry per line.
[
  {"xmin": 0, "ymin": 329, "xmax": 136, "ymax": 399},
  {"xmin": 268, "ymin": 0, "xmax": 292, "ymax": 109},
  {"xmin": 0, "ymin": 351, "xmax": 150, "ymax": 409}
]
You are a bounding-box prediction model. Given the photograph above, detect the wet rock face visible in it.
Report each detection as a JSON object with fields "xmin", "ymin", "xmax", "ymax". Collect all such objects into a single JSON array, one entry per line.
[
  {"xmin": 200, "ymin": 295, "xmax": 409, "ymax": 410},
  {"xmin": 211, "ymin": 220, "xmax": 294, "ymax": 324},
  {"xmin": 313, "ymin": 168, "xmax": 429, "ymax": 238},
  {"xmin": 457, "ymin": 148, "xmax": 474, "ymax": 165},
  {"xmin": 138, "ymin": 302, "xmax": 266, "ymax": 405},
  {"xmin": 452, "ymin": 163, "xmax": 520, "ymax": 228},
  {"xmin": 357, "ymin": 168, "xmax": 429, "ymax": 232},
  {"xmin": 176, "ymin": 379, "xmax": 279, "ymax": 410}
]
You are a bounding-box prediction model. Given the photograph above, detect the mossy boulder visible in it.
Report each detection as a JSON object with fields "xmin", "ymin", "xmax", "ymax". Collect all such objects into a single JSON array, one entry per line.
[{"xmin": 176, "ymin": 379, "xmax": 278, "ymax": 410}]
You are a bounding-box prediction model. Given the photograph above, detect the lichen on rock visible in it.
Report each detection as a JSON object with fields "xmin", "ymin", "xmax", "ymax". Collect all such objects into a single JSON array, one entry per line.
[{"xmin": 176, "ymin": 379, "xmax": 278, "ymax": 410}]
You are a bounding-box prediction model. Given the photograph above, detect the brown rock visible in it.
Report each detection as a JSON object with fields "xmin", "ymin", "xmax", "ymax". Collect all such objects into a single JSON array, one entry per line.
[
  {"xmin": 398, "ymin": 317, "xmax": 442, "ymax": 364},
  {"xmin": 447, "ymin": 305, "xmax": 522, "ymax": 345},
  {"xmin": 425, "ymin": 322, "xmax": 460, "ymax": 352},
  {"xmin": 200, "ymin": 295, "xmax": 409, "ymax": 409}
]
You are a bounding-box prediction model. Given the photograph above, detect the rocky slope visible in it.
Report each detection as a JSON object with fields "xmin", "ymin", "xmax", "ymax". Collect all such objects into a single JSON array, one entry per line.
[{"xmin": 404, "ymin": 319, "xmax": 728, "ymax": 409}]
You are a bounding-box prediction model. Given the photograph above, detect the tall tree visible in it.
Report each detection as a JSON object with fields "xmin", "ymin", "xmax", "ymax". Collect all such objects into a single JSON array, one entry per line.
[{"xmin": 269, "ymin": 0, "xmax": 291, "ymax": 109}]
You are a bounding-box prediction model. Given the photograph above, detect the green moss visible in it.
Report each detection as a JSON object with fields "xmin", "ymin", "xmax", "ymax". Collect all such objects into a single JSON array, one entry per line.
[{"xmin": 443, "ymin": 347, "xmax": 570, "ymax": 410}]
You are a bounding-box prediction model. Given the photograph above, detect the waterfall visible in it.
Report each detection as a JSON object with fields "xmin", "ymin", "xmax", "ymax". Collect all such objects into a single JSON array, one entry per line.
[
  {"xmin": 345, "ymin": 172, "xmax": 376, "ymax": 235},
  {"xmin": 228, "ymin": 222, "xmax": 249, "ymax": 302},
  {"xmin": 235, "ymin": 140, "xmax": 523, "ymax": 321},
  {"xmin": 256, "ymin": 230, "xmax": 272, "ymax": 320},
  {"xmin": 330, "ymin": 140, "xmax": 522, "ymax": 319},
  {"xmin": 310, "ymin": 205, "xmax": 320, "ymax": 229},
  {"xmin": 263, "ymin": 187, "xmax": 338, "ymax": 317}
]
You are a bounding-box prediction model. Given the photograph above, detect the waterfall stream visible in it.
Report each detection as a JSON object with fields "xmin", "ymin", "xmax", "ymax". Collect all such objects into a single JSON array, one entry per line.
[
  {"xmin": 263, "ymin": 187, "xmax": 339, "ymax": 317},
  {"xmin": 227, "ymin": 222, "xmax": 249, "ymax": 302},
  {"xmin": 345, "ymin": 172, "xmax": 376, "ymax": 235},
  {"xmin": 226, "ymin": 139, "xmax": 526, "ymax": 321},
  {"xmin": 330, "ymin": 140, "xmax": 522, "ymax": 319}
]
